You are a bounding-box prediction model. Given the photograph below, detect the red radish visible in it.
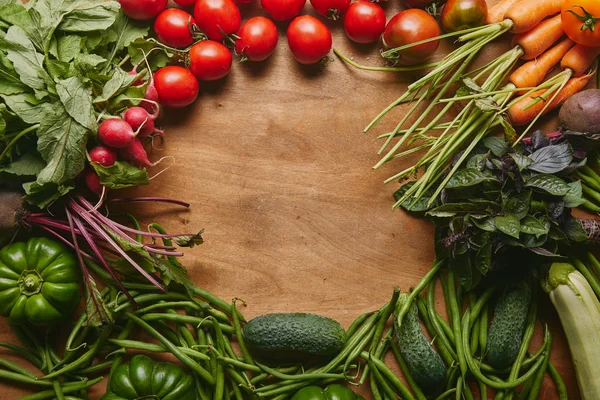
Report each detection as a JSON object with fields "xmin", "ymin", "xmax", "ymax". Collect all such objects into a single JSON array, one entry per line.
[
  {"xmin": 118, "ymin": 0, "xmax": 167, "ymax": 21},
  {"xmin": 98, "ymin": 118, "xmax": 136, "ymax": 149},
  {"xmin": 120, "ymin": 138, "xmax": 154, "ymax": 168},
  {"xmin": 123, "ymin": 107, "xmax": 151, "ymax": 132},
  {"xmin": 89, "ymin": 146, "xmax": 117, "ymax": 167},
  {"xmin": 142, "ymin": 83, "xmax": 160, "ymax": 119},
  {"xmin": 138, "ymin": 119, "xmax": 165, "ymax": 138},
  {"xmin": 85, "ymin": 170, "xmax": 103, "ymax": 195}
]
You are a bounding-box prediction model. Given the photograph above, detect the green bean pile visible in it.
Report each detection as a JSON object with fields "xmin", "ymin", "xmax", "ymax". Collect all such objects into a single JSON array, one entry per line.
[{"xmin": 575, "ymin": 150, "xmax": 600, "ymax": 213}]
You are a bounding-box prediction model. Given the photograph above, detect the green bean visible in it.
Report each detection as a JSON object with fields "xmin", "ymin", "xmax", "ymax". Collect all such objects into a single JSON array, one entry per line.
[
  {"xmin": 206, "ymin": 332, "xmax": 218, "ymax": 384},
  {"xmin": 76, "ymin": 360, "xmax": 113, "ymax": 375},
  {"xmin": 125, "ymin": 312, "xmax": 215, "ymax": 384},
  {"xmin": 478, "ymin": 380, "xmax": 488, "ymax": 400},
  {"xmin": 346, "ymin": 311, "xmax": 372, "ymax": 338},
  {"xmin": 344, "ymin": 322, "xmax": 376, "ymax": 371},
  {"xmin": 44, "ymin": 337, "xmax": 65, "ymax": 400},
  {"xmin": 250, "ymin": 366, "xmax": 300, "ymax": 385},
  {"xmin": 109, "ymin": 339, "xmax": 210, "ymax": 361},
  {"xmin": 213, "ymin": 353, "xmax": 225, "ymax": 400},
  {"xmin": 435, "ymin": 313, "xmax": 455, "ymax": 345},
  {"xmin": 572, "ymin": 258, "xmax": 600, "ymax": 299},
  {"xmin": 445, "ymin": 364, "xmax": 460, "ymax": 392},
  {"xmin": 426, "ymin": 279, "xmax": 458, "ymax": 363},
  {"xmin": 548, "ymin": 361, "xmax": 568, "ymax": 400},
  {"xmin": 0, "ymin": 357, "xmax": 37, "ymax": 378},
  {"xmin": 197, "ymin": 380, "xmax": 211, "ymax": 400},
  {"xmin": 461, "ymin": 311, "xmax": 545, "ymax": 390},
  {"xmin": 580, "ymin": 199, "xmax": 600, "ymax": 213},
  {"xmin": 191, "ymin": 287, "xmax": 245, "ymax": 322},
  {"xmin": 231, "ymin": 299, "xmax": 254, "ymax": 366},
  {"xmin": 0, "ymin": 369, "xmax": 53, "ymax": 386},
  {"xmin": 0, "ymin": 342, "xmax": 42, "ymax": 368},
  {"xmin": 230, "ymin": 376, "xmax": 244, "ymax": 400},
  {"xmin": 462, "ymin": 382, "xmax": 475, "ymax": 400},
  {"xmin": 435, "ymin": 388, "xmax": 457, "ymax": 400},
  {"xmin": 9, "ymin": 322, "xmax": 45, "ymax": 367},
  {"xmin": 113, "ymin": 293, "xmax": 190, "ymax": 312},
  {"xmin": 361, "ymin": 351, "xmax": 415, "ymax": 400},
  {"xmin": 390, "ymin": 340, "xmax": 427, "ymax": 400},
  {"xmin": 43, "ymin": 326, "xmax": 113, "ymax": 380},
  {"xmin": 480, "ymin": 344, "xmax": 546, "ymax": 375},
  {"xmin": 446, "ymin": 270, "xmax": 467, "ymax": 377},
  {"xmin": 256, "ymin": 362, "xmax": 349, "ymax": 381},
  {"xmin": 370, "ymin": 369, "xmax": 384, "ymax": 400},
  {"xmin": 479, "ymin": 303, "xmax": 489, "ymax": 353},
  {"xmin": 19, "ymin": 377, "xmax": 104, "ymax": 400},
  {"xmin": 527, "ymin": 330, "xmax": 552, "ymax": 400},
  {"xmin": 586, "ymin": 252, "xmax": 600, "ymax": 277},
  {"xmin": 141, "ymin": 313, "xmax": 235, "ymax": 334},
  {"xmin": 136, "ymin": 301, "xmax": 201, "ymax": 314},
  {"xmin": 216, "ymin": 355, "xmax": 261, "ymax": 372},
  {"xmin": 439, "ymin": 275, "xmax": 454, "ymax": 328},
  {"xmin": 107, "ymin": 320, "xmax": 134, "ymax": 389},
  {"xmin": 455, "ymin": 376, "xmax": 463, "ymax": 400},
  {"xmin": 469, "ymin": 293, "xmax": 479, "ymax": 355},
  {"xmin": 368, "ymin": 358, "xmax": 400, "ymax": 400},
  {"xmin": 395, "ymin": 259, "xmax": 444, "ymax": 326}
]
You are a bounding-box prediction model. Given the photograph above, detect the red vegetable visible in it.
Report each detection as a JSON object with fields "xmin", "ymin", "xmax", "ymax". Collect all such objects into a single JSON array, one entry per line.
[
  {"xmin": 261, "ymin": 0, "xmax": 306, "ymax": 21},
  {"xmin": 194, "ymin": 0, "xmax": 241, "ymax": 40},
  {"xmin": 175, "ymin": 0, "xmax": 198, "ymax": 5},
  {"xmin": 119, "ymin": 139, "xmax": 154, "ymax": 169},
  {"xmin": 441, "ymin": 0, "xmax": 487, "ymax": 33},
  {"xmin": 89, "ymin": 146, "xmax": 117, "ymax": 167},
  {"xmin": 287, "ymin": 16, "xmax": 332, "ymax": 65},
  {"xmin": 383, "ymin": 9, "xmax": 441, "ymax": 65},
  {"xmin": 153, "ymin": 66, "xmax": 200, "ymax": 108},
  {"xmin": 188, "ymin": 40, "xmax": 233, "ymax": 81},
  {"xmin": 142, "ymin": 85, "xmax": 160, "ymax": 118},
  {"xmin": 123, "ymin": 107, "xmax": 152, "ymax": 133},
  {"xmin": 154, "ymin": 9, "xmax": 197, "ymax": 48},
  {"xmin": 85, "ymin": 170, "xmax": 103, "ymax": 195},
  {"xmin": 98, "ymin": 119, "xmax": 136, "ymax": 149},
  {"xmin": 310, "ymin": 0, "xmax": 350, "ymax": 19},
  {"xmin": 343, "ymin": 1, "xmax": 386, "ymax": 44},
  {"xmin": 235, "ymin": 17, "xmax": 279, "ymax": 62},
  {"xmin": 118, "ymin": 0, "xmax": 167, "ymax": 21}
]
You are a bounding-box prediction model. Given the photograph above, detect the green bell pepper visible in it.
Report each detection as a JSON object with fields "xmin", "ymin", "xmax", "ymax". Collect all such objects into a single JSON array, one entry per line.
[
  {"xmin": 102, "ymin": 354, "xmax": 197, "ymax": 400},
  {"xmin": 292, "ymin": 384, "xmax": 365, "ymax": 400},
  {"xmin": 0, "ymin": 237, "xmax": 81, "ymax": 325}
]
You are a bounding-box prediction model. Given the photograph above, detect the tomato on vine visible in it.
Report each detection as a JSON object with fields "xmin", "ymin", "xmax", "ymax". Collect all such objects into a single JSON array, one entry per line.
[
  {"xmin": 561, "ymin": 0, "xmax": 600, "ymax": 47},
  {"xmin": 343, "ymin": 1, "xmax": 386, "ymax": 44},
  {"xmin": 261, "ymin": 0, "xmax": 306, "ymax": 21},
  {"xmin": 189, "ymin": 40, "xmax": 233, "ymax": 81},
  {"xmin": 310, "ymin": 0, "xmax": 351, "ymax": 20},
  {"xmin": 194, "ymin": 0, "xmax": 241, "ymax": 41},
  {"xmin": 154, "ymin": 9, "xmax": 198, "ymax": 48},
  {"xmin": 383, "ymin": 9, "xmax": 441, "ymax": 65},
  {"xmin": 287, "ymin": 16, "xmax": 332, "ymax": 65},
  {"xmin": 235, "ymin": 17, "xmax": 279, "ymax": 62}
]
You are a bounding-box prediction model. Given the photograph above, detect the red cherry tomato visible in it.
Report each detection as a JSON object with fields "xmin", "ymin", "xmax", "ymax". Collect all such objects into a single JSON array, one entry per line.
[
  {"xmin": 154, "ymin": 9, "xmax": 197, "ymax": 48},
  {"xmin": 261, "ymin": 0, "xmax": 306, "ymax": 21},
  {"xmin": 118, "ymin": 0, "xmax": 167, "ymax": 20},
  {"xmin": 188, "ymin": 41, "xmax": 233, "ymax": 81},
  {"xmin": 383, "ymin": 9, "xmax": 441, "ymax": 65},
  {"xmin": 174, "ymin": 0, "xmax": 198, "ymax": 5},
  {"xmin": 343, "ymin": 1, "xmax": 386, "ymax": 44},
  {"xmin": 154, "ymin": 66, "xmax": 200, "ymax": 108},
  {"xmin": 194, "ymin": 0, "xmax": 241, "ymax": 41},
  {"xmin": 287, "ymin": 16, "xmax": 332, "ymax": 65},
  {"xmin": 235, "ymin": 17, "xmax": 279, "ymax": 62},
  {"xmin": 441, "ymin": 0, "xmax": 487, "ymax": 33},
  {"xmin": 310, "ymin": 0, "xmax": 350, "ymax": 19}
]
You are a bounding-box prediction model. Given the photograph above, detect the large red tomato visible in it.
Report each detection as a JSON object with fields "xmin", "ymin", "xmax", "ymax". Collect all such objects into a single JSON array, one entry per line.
[
  {"xmin": 343, "ymin": 1, "xmax": 386, "ymax": 44},
  {"xmin": 235, "ymin": 17, "xmax": 279, "ymax": 62},
  {"xmin": 287, "ymin": 16, "xmax": 332, "ymax": 65},
  {"xmin": 561, "ymin": 0, "xmax": 600, "ymax": 47},
  {"xmin": 154, "ymin": 9, "xmax": 196, "ymax": 48},
  {"xmin": 383, "ymin": 9, "xmax": 441, "ymax": 65}
]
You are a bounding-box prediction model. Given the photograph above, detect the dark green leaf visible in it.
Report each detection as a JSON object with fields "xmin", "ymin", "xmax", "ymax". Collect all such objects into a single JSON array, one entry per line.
[
  {"xmin": 494, "ymin": 213, "xmax": 520, "ymax": 239},
  {"xmin": 84, "ymin": 275, "xmax": 114, "ymax": 327},
  {"xmin": 525, "ymin": 174, "xmax": 569, "ymax": 196},
  {"xmin": 46, "ymin": 59, "xmax": 70, "ymax": 79},
  {"xmin": 427, "ymin": 201, "xmax": 499, "ymax": 218},
  {"xmin": 471, "ymin": 217, "xmax": 496, "ymax": 232},
  {"xmin": 528, "ymin": 143, "xmax": 573, "ymax": 173},
  {"xmin": 91, "ymin": 161, "xmax": 149, "ymax": 190},
  {"xmin": 528, "ymin": 247, "xmax": 563, "ymax": 258},
  {"xmin": 1, "ymin": 93, "xmax": 53, "ymax": 124},
  {"xmin": 22, "ymin": 180, "xmax": 74, "ymax": 208},
  {"xmin": 102, "ymin": 12, "xmax": 149, "ymax": 61},
  {"xmin": 128, "ymin": 38, "xmax": 173, "ymax": 71},
  {"xmin": 509, "ymin": 153, "xmax": 532, "ymax": 171},
  {"xmin": 500, "ymin": 118, "xmax": 517, "ymax": 144},
  {"xmin": 49, "ymin": 34, "xmax": 82, "ymax": 62},
  {"xmin": 466, "ymin": 153, "xmax": 486, "ymax": 170},
  {"xmin": 483, "ymin": 136, "xmax": 508, "ymax": 157},
  {"xmin": 520, "ymin": 216, "xmax": 549, "ymax": 237},
  {"xmin": 394, "ymin": 181, "xmax": 435, "ymax": 213},
  {"xmin": 0, "ymin": 53, "xmax": 29, "ymax": 95},
  {"xmin": 451, "ymin": 252, "xmax": 481, "ymax": 290},
  {"xmin": 0, "ymin": 151, "xmax": 43, "ymax": 177},
  {"xmin": 58, "ymin": 1, "xmax": 120, "ymax": 33},
  {"xmin": 173, "ymin": 231, "xmax": 205, "ymax": 248},
  {"xmin": 446, "ymin": 168, "xmax": 498, "ymax": 189},
  {"xmin": 94, "ymin": 68, "xmax": 137, "ymax": 103},
  {"xmin": 565, "ymin": 216, "xmax": 591, "ymax": 243},
  {"xmin": 475, "ymin": 97, "xmax": 501, "ymax": 112},
  {"xmin": 563, "ymin": 181, "xmax": 584, "ymax": 208},
  {"xmin": 504, "ymin": 190, "xmax": 531, "ymax": 219},
  {"xmin": 56, "ymin": 76, "xmax": 97, "ymax": 131},
  {"xmin": 474, "ymin": 238, "xmax": 492, "ymax": 276}
]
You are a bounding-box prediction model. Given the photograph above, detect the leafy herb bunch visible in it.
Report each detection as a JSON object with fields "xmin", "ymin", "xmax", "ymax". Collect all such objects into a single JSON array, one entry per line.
[{"xmin": 397, "ymin": 131, "xmax": 589, "ymax": 289}]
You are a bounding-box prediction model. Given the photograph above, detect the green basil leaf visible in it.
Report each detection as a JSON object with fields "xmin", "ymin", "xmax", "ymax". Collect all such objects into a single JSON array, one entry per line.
[
  {"xmin": 427, "ymin": 201, "xmax": 499, "ymax": 218},
  {"xmin": 474, "ymin": 239, "xmax": 491, "ymax": 276},
  {"xmin": 528, "ymin": 143, "xmax": 573, "ymax": 173},
  {"xmin": 475, "ymin": 97, "xmax": 501, "ymax": 112},
  {"xmin": 483, "ymin": 136, "xmax": 508, "ymax": 156},
  {"xmin": 494, "ymin": 213, "xmax": 520, "ymax": 239},
  {"xmin": 451, "ymin": 252, "xmax": 481, "ymax": 290},
  {"xmin": 466, "ymin": 153, "xmax": 486, "ymax": 170},
  {"xmin": 471, "ymin": 217, "xmax": 496, "ymax": 232},
  {"xmin": 56, "ymin": 76, "xmax": 97, "ymax": 131},
  {"xmin": 563, "ymin": 181, "xmax": 585, "ymax": 208},
  {"xmin": 509, "ymin": 153, "xmax": 532, "ymax": 171},
  {"xmin": 500, "ymin": 118, "xmax": 517, "ymax": 144},
  {"xmin": 91, "ymin": 161, "xmax": 149, "ymax": 190},
  {"xmin": 520, "ymin": 216, "xmax": 549, "ymax": 237},
  {"xmin": 394, "ymin": 181, "xmax": 435, "ymax": 213},
  {"xmin": 564, "ymin": 216, "xmax": 590, "ymax": 243},
  {"xmin": 504, "ymin": 190, "xmax": 531, "ymax": 219},
  {"xmin": 446, "ymin": 168, "xmax": 498, "ymax": 189},
  {"xmin": 525, "ymin": 174, "xmax": 569, "ymax": 196},
  {"xmin": 528, "ymin": 247, "xmax": 563, "ymax": 258}
]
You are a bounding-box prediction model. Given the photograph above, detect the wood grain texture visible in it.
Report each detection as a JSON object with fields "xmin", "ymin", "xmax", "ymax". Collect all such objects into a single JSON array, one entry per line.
[{"xmin": 0, "ymin": 0, "xmax": 581, "ymax": 398}]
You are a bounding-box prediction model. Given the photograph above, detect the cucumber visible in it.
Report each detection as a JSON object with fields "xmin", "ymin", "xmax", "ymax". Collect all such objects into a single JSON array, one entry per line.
[
  {"xmin": 394, "ymin": 293, "xmax": 447, "ymax": 394},
  {"xmin": 486, "ymin": 282, "xmax": 531, "ymax": 369},
  {"xmin": 243, "ymin": 313, "xmax": 346, "ymax": 362}
]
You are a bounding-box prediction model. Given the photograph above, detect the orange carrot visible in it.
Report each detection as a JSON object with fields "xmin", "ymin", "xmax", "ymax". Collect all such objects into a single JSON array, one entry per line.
[
  {"xmin": 486, "ymin": 0, "xmax": 521, "ymax": 24},
  {"xmin": 508, "ymin": 73, "xmax": 593, "ymax": 126},
  {"xmin": 512, "ymin": 14, "xmax": 564, "ymax": 60},
  {"xmin": 510, "ymin": 39, "xmax": 575, "ymax": 90},
  {"xmin": 504, "ymin": 0, "xmax": 562, "ymax": 33},
  {"xmin": 561, "ymin": 44, "xmax": 600, "ymax": 77}
]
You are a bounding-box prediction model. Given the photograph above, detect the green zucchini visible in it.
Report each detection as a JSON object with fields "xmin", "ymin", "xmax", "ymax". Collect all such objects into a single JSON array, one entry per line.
[
  {"xmin": 486, "ymin": 282, "xmax": 531, "ymax": 369},
  {"xmin": 394, "ymin": 293, "xmax": 447, "ymax": 394},
  {"xmin": 243, "ymin": 313, "xmax": 346, "ymax": 362}
]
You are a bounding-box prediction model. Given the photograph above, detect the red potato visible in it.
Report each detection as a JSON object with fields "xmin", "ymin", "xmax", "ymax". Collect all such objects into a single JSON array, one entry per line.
[
  {"xmin": 153, "ymin": 66, "xmax": 200, "ymax": 108},
  {"xmin": 194, "ymin": 0, "xmax": 241, "ymax": 41},
  {"xmin": 235, "ymin": 17, "xmax": 279, "ymax": 62},
  {"xmin": 89, "ymin": 146, "xmax": 117, "ymax": 167},
  {"xmin": 118, "ymin": 0, "xmax": 167, "ymax": 20},
  {"xmin": 287, "ymin": 16, "xmax": 332, "ymax": 65},
  {"xmin": 154, "ymin": 9, "xmax": 197, "ymax": 48},
  {"xmin": 188, "ymin": 41, "xmax": 233, "ymax": 81},
  {"xmin": 343, "ymin": 1, "xmax": 386, "ymax": 44},
  {"xmin": 261, "ymin": 0, "xmax": 306, "ymax": 21},
  {"xmin": 98, "ymin": 119, "xmax": 136, "ymax": 149}
]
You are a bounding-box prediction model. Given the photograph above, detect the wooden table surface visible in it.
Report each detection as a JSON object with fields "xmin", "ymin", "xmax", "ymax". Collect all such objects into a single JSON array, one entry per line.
[{"xmin": 0, "ymin": 0, "xmax": 581, "ymax": 398}]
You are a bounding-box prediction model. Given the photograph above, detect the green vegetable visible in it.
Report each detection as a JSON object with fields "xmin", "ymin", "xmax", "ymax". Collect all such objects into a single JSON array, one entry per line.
[
  {"xmin": 544, "ymin": 262, "xmax": 600, "ymax": 400},
  {"xmin": 291, "ymin": 384, "xmax": 364, "ymax": 400},
  {"xmin": 243, "ymin": 313, "xmax": 346, "ymax": 362},
  {"xmin": 486, "ymin": 282, "xmax": 531, "ymax": 369},
  {"xmin": 0, "ymin": 237, "xmax": 80, "ymax": 324},
  {"xmin": 101, "ymin": 354, "xmax": 196, "ymax": 400},
  {"xmin": 393, "ymin": 293, "xmax": 446, "ymax": 394}
]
